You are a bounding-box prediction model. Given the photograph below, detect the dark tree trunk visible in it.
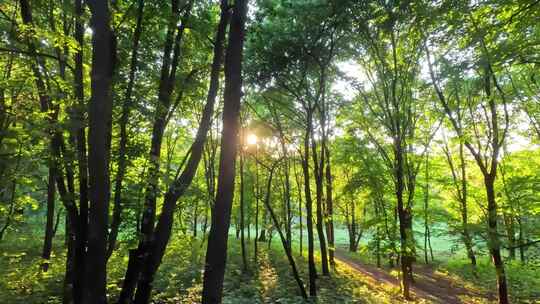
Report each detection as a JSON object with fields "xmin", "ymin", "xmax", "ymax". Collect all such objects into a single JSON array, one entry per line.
[
  {"xmin": 261, "ymin": 160, "xmax": 307, "ymax": 299},
  {"xmin": 118, "ymin": 2, "xmax": 188, "ymax": 302},
  {"xmin": 444, "ymin": 140, "xmax": 477, "ymax": 269},
  {"xmin": 259, "ymin": 210, "xmax": 267, "ymax": 242},
  {"xmin": 239, "ymin": 151, "xmax": 248, "ymax": 272},
  {"xmin": 201, "ymin": 0, "xmax": 247, "ymax": 301},
  {"xmin": 83, "ymin": 1, "xmax": 115, "ymax": 303},
  {"xmin": 107, "ymin": 0, "xmax": 145, "ymax": 260},
  {"xmin": 347, "ymin": 200, "xmax": 358, "ymax": 252},
  {"xmin": 395, "ymin": 142, "xmax": 414, "ymax": 300},
  {"xmin": 301, "ymin": 130, "xmax": 317, "ymax": 297},
  {"xmin": 0, "ymin": 180, "xmax": 16, "ymax": 241},
  {"xmin": 485, "ymin": 177, "xmax": 509, "ymax": 304},
  {"xmin": 135, "ymin": 1, "xmax": 186, "ymax": 287},
  {"xmin": 254, "ymin": 153, "xmax": 260, "ymax": 262},
  {"xmin": 42, "ymin": 167, "xmax": 56, "ymax": 271},
  {"xmin": 193, "ymin": 201, "xmax": 199, "ymax": 237},
  {"xmin": 73, "ymin": 0, "xmax": 90, "ymax": 298},
  {"xmin": 126, "ymin": 2, "xmax": 229, "ymax": 303},
  {"xmin": 293, "ymin": 160, "xmax": 303, "ymax": 255},
  {"xmin": 324, "ymin": 145, "xmax": 335, "ymax": 266},
  {"xmin": 423, "ymin": 153, "xmax": 434, "ymax": 264},
  {"xmin": 18, "ymin": 1, "xmax": 83, "ymax": 301},
  {"xmin": 310, "ymin": 122, "xmax": 329, "ymax": 276}
]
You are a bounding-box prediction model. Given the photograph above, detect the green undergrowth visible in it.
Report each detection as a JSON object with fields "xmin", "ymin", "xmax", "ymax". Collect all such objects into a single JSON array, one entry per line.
[
  {"xmin": 442, "ymin": 257, "xmax": 540, "ymax": 303},
  {"xmin": 338, "ymin": 244, "xmax": 540, "ymax": 304},
  {"xmin": 1, "ymin": 228, "xmax": 419, "ymax": 304}
]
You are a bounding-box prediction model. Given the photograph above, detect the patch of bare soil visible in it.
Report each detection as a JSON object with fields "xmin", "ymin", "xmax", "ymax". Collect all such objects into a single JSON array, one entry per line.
[{"xmin": 335, "ymin": 250, "xmax": 496, "ymax": 303}]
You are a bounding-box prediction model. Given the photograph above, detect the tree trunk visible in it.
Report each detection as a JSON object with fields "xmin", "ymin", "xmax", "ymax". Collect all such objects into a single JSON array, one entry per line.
[
  {"xmin": 254, "ymin": 151, "xmax": 260, "ymax": 262},
  {"xmin": 395, "ymin": 142, "xmax": 414, "ymax": 300},
  {"xmin": 107, "ymin": 0, "xmax": 145, "ymax": 260},
  {"xmin": 293, "ymin": 159, "xmax": 303, "ymax": 255},
  {"xmin": 262, "ymin": 160, "xmax": 307, "ymax": 299},
  {"xmin": 0, "ymin": 180, "xmax": 16, "ymax": 241},
  {"xmin": 348, "ymin": 200, "xmax": 357, "ymax": 252},
  {"xmin": 324, "ymin": 145, "xmax": 335, "ymax": 266},
  {"xmin": 485, "ymin": 177, "xmax": 509, "ymax": 304},
  {"xmin": 136, "ymin": 1, "xmax": 186, "ymax": 288},
  {"xmin": 240, "ymin": 151, "xmax": 248, "ymax": 272},
  {"xmin": 423, "ymin": 153, "xmax": 433, "ymax": 264},
  {"xmin": 201, "ymin": 0, "xmax": 247, "ymax": 302},
  {"xmin": 83, "ymin": 1, "xmax": 115, "ymax": 303},
  {"xmin": 18, "ymin": 1, "xmax": 84, "ymax": 301},
  {"xmin": 301, "ymin": 130, "xmax": 317, "ymax": 297},
  {"xmin": 517, "ymin": 216, "xmax": 525, "ymax": 263},
  {"xmin": 309, "ymin": 112, "xmax": 329, "ymax": 276},
  {"xmin": 118, "ymin": 2, "xmax": 189, "ymax": 302},
  {"xmin": 42, "ymin": 167, "xmax": 56, "ymax": 271}
]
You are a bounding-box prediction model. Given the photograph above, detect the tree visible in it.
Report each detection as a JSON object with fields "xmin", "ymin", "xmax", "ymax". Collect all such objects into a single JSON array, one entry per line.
[{"xmin": 201, "ymin": 0, "xmax": 248, "ymax": 302}]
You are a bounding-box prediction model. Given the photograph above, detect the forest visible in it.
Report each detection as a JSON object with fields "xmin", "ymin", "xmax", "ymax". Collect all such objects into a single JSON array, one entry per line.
[{"xmin": 0, "ymin": 0, "xmax": 539, "ymax": 303}]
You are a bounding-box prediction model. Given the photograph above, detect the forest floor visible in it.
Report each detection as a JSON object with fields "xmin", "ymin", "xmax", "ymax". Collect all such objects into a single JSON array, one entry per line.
[
  {"xmin": 334, "ymin": 249, "xmax": 496, "ymax": 304},
  {"xmin": 1, "ymin": 225, "xmax": 538, "ymax": 303}
]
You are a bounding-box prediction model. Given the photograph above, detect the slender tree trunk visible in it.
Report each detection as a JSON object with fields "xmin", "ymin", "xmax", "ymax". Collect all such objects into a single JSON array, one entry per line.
[
  {"xmin": 503, "ymin": 214, "xmax": 516, "ymax": 259},
  {"xmin": 445, "ymin": 140, "xmax": 477, "ymax": 269},
  {"xmin": 114, "ymin": 0, "xmax": 224, "ymax": 301},
  {"xmin": 118, "ymin": 2, "xmax": 188, "ymax": 302},
  {"xmin": 63, "ymin": 215, "xmax": 75, "ymax": 304},
  {"xmin": 201, "ymin": 1, "xmax": 247, "ymax": 302},
  {"xmin": 83, "ymin": 1, "xmax": 115, "ymax": 303},
  {"xmin": 259, "ymin": 209, "xmax": 267, "ymax": 242},
  {"xmin": 261, "ymin": 161, "xmax": 308, "ymax": 299},
  {"xmin": 309, "ymin": 112, "xmax": 329, "ymax": 276},
  {"xmin": 72, "ymin": 0, "xmax": 90, "ymax": 298},
  {"xmin": 107, "ymin": 0, "xmax": 145, "ymax": 260},
  {"xmin": 136, "ymin": 1, "xmax": 186, "ymax": 288},
  {"xmin": 293, "ymin": 159, "xmax": 303, "ymax": 255},
  {"xmin": 485, "ymin": 177, "xmax": 509, "ymax": 304},
  {"xmin": 395, "ymin": 142, "xmax": 414, "ymax": 300},
  {"xmin": 324, "ymin": 145, "xmax": 335, "ymax": 266},
  {"xmin": 240, "ymin": 151, "xmax": 248, "ymax": 272},
  {"xmin": 42, "ymin": 167, "xmax": 56, "ymax": 271},
  {"xmin": 0, "ymin": 180, "xmax": 16, "ymax": 241},
  {"xmin": 348, "ymin": 200, "xmax": 357, "ymax": 252},
  {"xmin": 301, "ymin": 130, "xmax": 317, "ymax": 297},
  {"xmin": 517, "ymin": 216, "xmax": 525, "ymax": 263},
  {"xmin": 18, "ymin": 1, "xmax": 83, "ymax": 301},
  {"xmin": 423, "ymin": 153, "xmax": 433, "ymax": 264},
  {"xmin": 193, "ymin": 202, "xmax": 198, "ymax": 237},
  {"xmin": 254, "ymin": 151, "xmax": 260, "ymax": 262}
]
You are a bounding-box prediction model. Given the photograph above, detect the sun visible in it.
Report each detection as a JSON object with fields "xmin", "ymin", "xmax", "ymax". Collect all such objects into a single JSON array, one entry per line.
[{"xmin": 246, "ymin": 133, "xmax": 258, "ymax": 145}]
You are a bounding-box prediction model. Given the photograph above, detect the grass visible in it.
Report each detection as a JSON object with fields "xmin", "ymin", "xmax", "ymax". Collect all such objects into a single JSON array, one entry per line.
[
  {"xmin": 2, "ymin": 222, "xmax": 538, "ymax": 303},
  {"xmin": 334, "ymin": 232, "xmax": 540, "ymax": 304},
  {"xmin": 0, "ymin": 225, "xmax": 413, "ymax": 304}
]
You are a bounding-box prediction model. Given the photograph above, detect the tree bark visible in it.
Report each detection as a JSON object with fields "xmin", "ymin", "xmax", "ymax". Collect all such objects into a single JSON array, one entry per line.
[
  {"xmin": 310, "ymin": 119, "xmax": 329, "ymax": 276},
  {"xmin": 324, "ymin": 145, "xmax": 335, "ymax": 266},
  {"xmin": 107, "ymin": 0, "xmax": 145, "ymax": 260},
  {"xmin": 239, "ymin": 150, "xmax": 248, "ymax": 272},
  {"xmin": 42, "ymin": 166, "xmax": 56, "ymax": 271},
  {"xmin": 395, "ymin": 140, "xmax": 414, "ymax": 300},
  {"xmin": 125, "ymin": 2, "xmax": 230, "ymax": 303},
  {"xmin": 301, "ymin": 129, "xmax": 317, "ymax": 297},
  {"xmin": 0, "ymin": 180, "xmax": 16, "ymax": 241},
  {"xmin": 261, "ymin": 160, "xmax": 308, "ymax": 299},
  {"xmin": 202, "ymin": 0, "xmax": 247, "ymax": 301},
  {"xmin": 485, "ymin": 177, "xmax": 509, "ymax": 304},
  {"xmin": 118, "ymin": 2, "xmax": 188, "ymax": 302},
  {"xmin": 83, "ymin": 1, "xmax": 116, "ymax": 303}
]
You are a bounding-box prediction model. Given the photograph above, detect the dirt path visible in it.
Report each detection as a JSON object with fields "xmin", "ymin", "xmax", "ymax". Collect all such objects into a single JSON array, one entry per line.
[{"xmin": 335, "ymin": 250, "xmax": 494, "ymax": 303}]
